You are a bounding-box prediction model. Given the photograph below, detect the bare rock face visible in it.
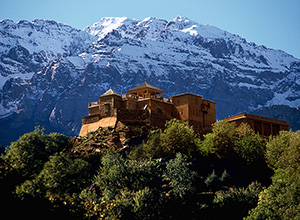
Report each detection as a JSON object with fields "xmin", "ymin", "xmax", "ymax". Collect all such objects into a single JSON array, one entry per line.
[{"xmin": 0, "ymin": 17, "xmax": 300, "ymax": 146}]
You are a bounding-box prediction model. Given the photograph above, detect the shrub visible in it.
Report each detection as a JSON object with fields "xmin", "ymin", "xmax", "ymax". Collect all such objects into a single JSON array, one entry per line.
[{"xmin": 204, "ymin": 170, "xmax": 218, "ymax": 187}]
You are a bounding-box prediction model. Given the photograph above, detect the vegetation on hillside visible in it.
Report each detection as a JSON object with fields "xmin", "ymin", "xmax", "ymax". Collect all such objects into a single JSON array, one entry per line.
[{"xmin": 0, "ymin": 119, "xmax": 299, "ymax": 219}]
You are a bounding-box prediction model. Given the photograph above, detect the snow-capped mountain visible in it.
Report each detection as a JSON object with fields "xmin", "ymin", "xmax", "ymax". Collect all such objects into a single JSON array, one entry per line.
[
  {"xmin": 0, "ymin": 19, "xmax": 95, "ymax": 118},
  {"xmin": 0, "ymin": 16, "xmax": 299, "ymax": 146}
]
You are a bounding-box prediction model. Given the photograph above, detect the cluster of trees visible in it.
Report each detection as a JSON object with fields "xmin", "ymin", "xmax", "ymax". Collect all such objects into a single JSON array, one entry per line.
[{"xmin": 0, "ymin": 120, "xmax": 299, "ymax": 219}]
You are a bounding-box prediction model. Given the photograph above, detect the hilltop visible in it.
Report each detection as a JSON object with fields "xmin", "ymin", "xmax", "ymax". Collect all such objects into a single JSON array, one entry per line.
[{"xmin": 1, "ymin": 119, "xmax": 299, "ymax": 219}]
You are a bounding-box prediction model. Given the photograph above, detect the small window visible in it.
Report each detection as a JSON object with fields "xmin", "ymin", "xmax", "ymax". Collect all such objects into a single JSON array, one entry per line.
[{"xmin": 104, "ymin": 103, "xmax": 110, "ymax": 112}]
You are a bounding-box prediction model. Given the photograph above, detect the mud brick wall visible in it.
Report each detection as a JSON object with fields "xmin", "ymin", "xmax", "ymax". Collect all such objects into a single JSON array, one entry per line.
[
  {"xmin": 82, "ymin": 114, "xmax": 101, "ymax": 125},
  {"xmin": 117, "ymin": 109, "xmax": 169, "ymax": 129},
  {"xmin": 117, "ymin": 109, "xmax": 149, "ymax": 121}
]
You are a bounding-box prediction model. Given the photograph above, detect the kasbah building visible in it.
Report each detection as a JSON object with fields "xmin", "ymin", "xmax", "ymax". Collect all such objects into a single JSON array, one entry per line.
[{"xmin": 79, "ymin": 82, "xmax": 289, "ymax": 137}]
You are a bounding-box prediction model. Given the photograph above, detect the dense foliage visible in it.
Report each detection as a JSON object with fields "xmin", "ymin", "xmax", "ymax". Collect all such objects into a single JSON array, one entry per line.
[{"xmin": 0, "ymin": 121, "xmax": 299, "ymax": 219}]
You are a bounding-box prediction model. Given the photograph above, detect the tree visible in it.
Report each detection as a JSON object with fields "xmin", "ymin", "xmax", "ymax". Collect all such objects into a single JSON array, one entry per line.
[
  {"xmin": 94, "ymin": 154, "xmax": 162, "ymax": 198},
  {"xmin": 163, "ymin": 153, "xmax": 198, "ymax": 198},
  {"xmin": 200, "ymin": 120, "xmax": 237, "ymax": 158},
  {"xmin": 128, "ymin": 119, "xmax": 200, "ymax": 159},
  {"xmin": 200, "ymin": 121, "xmax": 266, "ymax": 163},
  {"xmin": 86, "ymin": 154, "xmax": 164, "ymax": 219},
  {"xmin": 234, "ymin": 123, "xmax": 266, "ymax": 163},
  {"xmin": 3, "ymin": 127, "xmax": 69, "ymax": 179},
  {"xmin": 16, "ymin": 152, "xmax": 90, "ymax": 200},
  {"xmin": 246, "ymin": 181, "xmax": 300, "ymax": 220},
  {"xmin": 128, "ymin": 130, "xmax": 163, "ymax": 159},
  {"xmin": 266, "ymin": 131, "xmax": 300, "ymax": 183},
  {"xmin": 246, "ymin": 131, "xmax": 300, "ymax": 219},
  {"xmin": 161, "ymin": 119, "xmax": 199, "ymax": 157}
]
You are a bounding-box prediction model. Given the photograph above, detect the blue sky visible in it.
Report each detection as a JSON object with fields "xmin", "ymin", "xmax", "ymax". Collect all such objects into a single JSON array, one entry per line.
[{"xmin": 1, "ymin": 0, "xmax": 300, "ymax": 58}]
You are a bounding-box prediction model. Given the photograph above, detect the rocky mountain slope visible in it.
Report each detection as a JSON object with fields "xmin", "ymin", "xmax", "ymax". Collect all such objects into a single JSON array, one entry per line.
[{"xmin": 0, "ymin": 16, "xmax": 299, "ymax": 146}]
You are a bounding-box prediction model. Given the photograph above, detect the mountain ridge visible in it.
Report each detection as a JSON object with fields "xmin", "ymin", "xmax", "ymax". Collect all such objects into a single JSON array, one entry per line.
[{"xmin": 0, "ymin": 16, "xmax": 299, "ymax": 146}]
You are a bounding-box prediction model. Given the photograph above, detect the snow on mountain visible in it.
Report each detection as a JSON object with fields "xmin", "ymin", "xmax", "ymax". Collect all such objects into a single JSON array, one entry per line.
[
  {"xmin": 0, "ymin": 19, "xmax": 96, "ymax": 118},
  {"xmin": 0, "ymin": 16, "xmax": 299, "ymax": 146}
]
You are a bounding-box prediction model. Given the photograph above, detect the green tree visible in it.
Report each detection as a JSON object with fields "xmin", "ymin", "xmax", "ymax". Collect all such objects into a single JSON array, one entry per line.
[
  {"xmin": 3, "ymin": 127, "xmax": 69, "ymax": 179},
  {"xmin": 86, "ymin": 154, "xmax": 164, "ymax": 219},
  {"xmin": 161, "ymin": 119, "xmax": 199, "ymax": 157},
  {"xmin": 16, "ymin": 152, "xmax": 90, "ymax": 201},
  {"xmin": 200, "ymin": 121, "xmax": 266, "ymax": 162},
  {"xmin": 128, "ymin": 130, "xmax": 163, "ymax": 159},
  {"xmin": 235, "ymin": 123, "xmax": 266, "ymax": 163},
  {"xmin": 163, "ymin": 153, "xmax": 198, "ymax": 198},
  {"xmin": 94, "ymin": 154, "xmax": 162, "ymax": 199},
  {"xmin": 266, "ymin": 131, "xmax": 300, "ymax": 183},
  {"xmin": 129, "ymin": 119, "xmax": 200, "ymax": 159},
  {"xmin": 246, "ymin": 181, "xmax": 300, "ymax": 220},
  {"xmin": 246, "ymin": 131, "xmax": 300, "ymax": 219},
  {"xmin": 200, "ymin": 120, "xmax": 238, "ymax": 158}
]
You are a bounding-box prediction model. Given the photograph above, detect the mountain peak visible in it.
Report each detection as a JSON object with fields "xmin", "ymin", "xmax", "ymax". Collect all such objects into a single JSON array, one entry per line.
[
  {"xmin": 84, "ymin": 17, "xmax": 136, "ymax": 38},
  {"xmin": 0, "ymin": 16, "xmax": 299, "ymax": 145}
]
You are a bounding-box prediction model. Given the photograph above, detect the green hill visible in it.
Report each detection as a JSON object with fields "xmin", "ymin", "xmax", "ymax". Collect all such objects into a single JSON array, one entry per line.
[{"xmin": 1, "ymin": 119, "xmax": 299, "ymax": 219}]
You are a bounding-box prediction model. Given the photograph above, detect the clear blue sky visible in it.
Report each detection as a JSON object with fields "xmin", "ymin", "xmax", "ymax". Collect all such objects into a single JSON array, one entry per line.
[{"xmin": 1, "ymin": 0, "xmax": 300, "ymax": 58}]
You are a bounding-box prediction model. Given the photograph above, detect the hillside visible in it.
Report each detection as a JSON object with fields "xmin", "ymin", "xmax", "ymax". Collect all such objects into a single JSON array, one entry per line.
[
  {"xmin": 1, "ymin": 119, "xmax": 299, "ymax": 219},
  {"xmin": 0, "ymin": 16, "xmax": 300, "ymax": 146}
]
